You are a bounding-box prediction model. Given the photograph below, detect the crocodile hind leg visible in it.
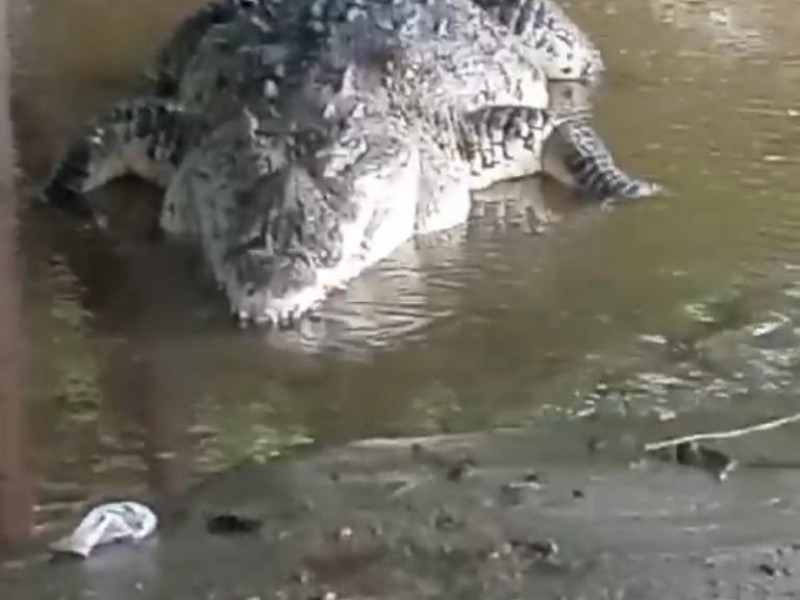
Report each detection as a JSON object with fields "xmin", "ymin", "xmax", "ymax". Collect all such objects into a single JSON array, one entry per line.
[
  {"xmin": 460, "ymin": 104, "xmax": 560, "ymax": 191},
  {"xmin": 206, "ymin": 117, "xmax": 421, "ymax": 326},
  {"xmin": 42, "ymin": 98, "xmax": 205, "ymax": 219}
]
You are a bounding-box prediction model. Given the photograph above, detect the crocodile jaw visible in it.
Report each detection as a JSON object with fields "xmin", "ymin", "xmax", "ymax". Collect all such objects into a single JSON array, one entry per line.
[{"xmin": 226, "ymin": 143, "xmax": 421, "ymax": 327}]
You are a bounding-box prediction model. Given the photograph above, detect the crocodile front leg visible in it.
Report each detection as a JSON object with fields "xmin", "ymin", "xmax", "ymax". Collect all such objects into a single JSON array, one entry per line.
[{"xmin": 41, "ymin": 98, "xmax": 206, "ymax": 219}]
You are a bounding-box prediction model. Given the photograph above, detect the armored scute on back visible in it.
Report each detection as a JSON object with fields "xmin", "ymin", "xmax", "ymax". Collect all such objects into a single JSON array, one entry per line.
[
  {"xmin": 172, "ymin": 0, "xmax": 554, "ymax": 127},
  {"xmin": 152, "ymin": 0, "xmax": 605, "ymax": 101},
  {"xmin": 474, "ymin": 0, "xmax": 604, "ymax": 80},
  {"xmin": 41, "ymin": 0, "xmax": 661, "ymax": 326}
]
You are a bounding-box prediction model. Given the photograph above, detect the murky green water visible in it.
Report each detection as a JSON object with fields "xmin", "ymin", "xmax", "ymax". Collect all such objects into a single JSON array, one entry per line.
[{"xmin": 13, "ymin": 0, "xmax": 800, "ymax": 532}]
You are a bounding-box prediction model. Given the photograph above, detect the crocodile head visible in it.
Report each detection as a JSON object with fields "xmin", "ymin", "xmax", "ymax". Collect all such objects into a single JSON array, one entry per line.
[
  {"xmin": 167, "ymin": 99, "xmax": 422, "ymax": 327},
  {"xmin": 221, "ymin": 139, "xmax": 420, "ymax": 327},
  {"xmin": 222, "ymin": 169, "xmax": 346, "ymax": 327}
]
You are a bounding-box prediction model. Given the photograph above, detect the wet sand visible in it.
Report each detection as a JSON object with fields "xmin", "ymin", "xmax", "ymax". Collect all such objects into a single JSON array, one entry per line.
[{"xmin": 5, "ymin": 418, "xmax": 800, "ymax": 599}]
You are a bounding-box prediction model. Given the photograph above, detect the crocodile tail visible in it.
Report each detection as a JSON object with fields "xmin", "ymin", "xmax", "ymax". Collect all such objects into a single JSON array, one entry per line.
[
  {"xmin": 42, "ymin": 98, "xmax": 204, "ymax": 218},
  {"xmin": 549, "ymin": 119, "xmax": 662, "ymax": 199}
]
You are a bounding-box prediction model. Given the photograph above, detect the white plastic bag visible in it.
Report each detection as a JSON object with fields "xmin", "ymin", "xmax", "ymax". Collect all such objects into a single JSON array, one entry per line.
[{"xmin": 49, "ymin": 501, "xmax": 157, "ymax": 557}]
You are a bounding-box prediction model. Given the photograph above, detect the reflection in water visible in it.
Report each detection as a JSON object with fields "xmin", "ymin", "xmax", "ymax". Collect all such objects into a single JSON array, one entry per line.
[
  {"xmin": 266, "ymin": 228, "xmax": 469, "ymax": 358},
  {"xmin": 101, "ymin": 281, "xmax": 195, "ymax": 507},
  {"xmin": 11, "ymin": 0, "xmax": 800, "ymax": 534}
]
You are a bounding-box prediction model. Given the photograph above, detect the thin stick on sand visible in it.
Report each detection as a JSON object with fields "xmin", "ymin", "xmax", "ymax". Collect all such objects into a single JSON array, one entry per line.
[{"xmin": 644, "ymin": 411, "xmax": 800, "ymax": 452}]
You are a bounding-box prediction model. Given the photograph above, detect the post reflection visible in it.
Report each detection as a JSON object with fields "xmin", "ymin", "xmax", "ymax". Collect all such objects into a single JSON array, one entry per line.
[{"xmin": 96, "ymin": 223, "xmax": 197, "ymax": 511}]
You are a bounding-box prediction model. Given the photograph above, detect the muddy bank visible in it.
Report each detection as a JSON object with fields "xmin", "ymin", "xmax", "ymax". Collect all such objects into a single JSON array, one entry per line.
[
  {"xmin": 17, "ymin": 0, "xmax": 800, "ymax": 503},
  {"xmin": 4, "ymin": 417, "xmax": 800, "ymax": 600}
]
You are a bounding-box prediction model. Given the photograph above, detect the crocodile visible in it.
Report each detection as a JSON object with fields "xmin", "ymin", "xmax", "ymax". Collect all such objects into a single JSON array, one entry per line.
[
  {"xmin": 151, "ymin": 0, "xmax": 605, "ymax": 99},
  {"xmin": 42, "ymin": 17, "xmax": 660, "ymax": 325}
]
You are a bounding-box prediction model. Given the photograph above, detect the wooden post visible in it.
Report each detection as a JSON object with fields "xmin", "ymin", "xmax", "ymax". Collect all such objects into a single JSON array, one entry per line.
[{"xmin": 0, "ymin": 0, "xmax": 33, "ymax": 545}]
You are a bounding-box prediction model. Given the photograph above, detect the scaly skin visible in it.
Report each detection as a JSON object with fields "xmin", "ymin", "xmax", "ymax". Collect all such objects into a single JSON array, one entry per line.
[
  {"xmin": 168, "ymin": 0, "xmax": 553, "ymax": 129},
  {"xmin": 151, "ymin": 0, "xmax": 604, "ymax": 95},
  {"xmin": 42, "ymin": 0, "xmax": 657, "ymax": 326},
  {"xmin": 174, "ymin": 11, "xmax": 551, "ymax": 127},
  {"xmin": 43, "ymin": 45, "xmax": 659, "ymax": 326},
  {"xmin": 151, "ymin": 0, "xmax": 606, "ymax": 127}
]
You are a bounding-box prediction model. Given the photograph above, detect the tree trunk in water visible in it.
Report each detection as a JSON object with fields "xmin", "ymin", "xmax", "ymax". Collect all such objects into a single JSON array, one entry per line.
[{"xmin": 0, "ymin": 0, "xmax": 33, "ymax": 545}]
